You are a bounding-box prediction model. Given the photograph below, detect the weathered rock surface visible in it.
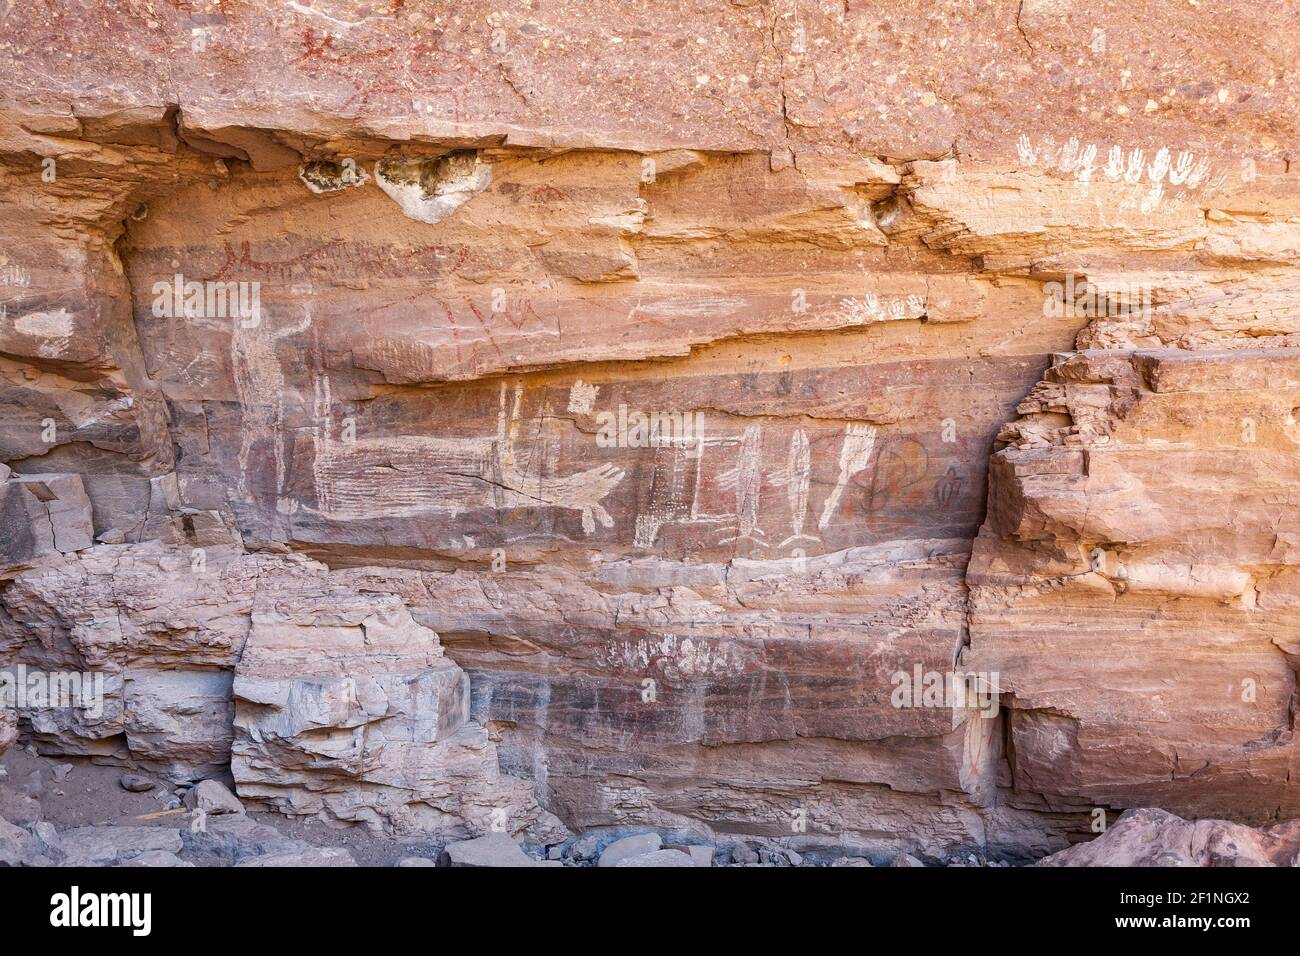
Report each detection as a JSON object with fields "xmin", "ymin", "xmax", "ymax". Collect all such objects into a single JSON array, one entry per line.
[
  {"xmin": 438, "ymin": 832, "xmax": 550, "ymax": 868},
  {"xmin": 1037, "ymin": 809, "xmax": 1300, "ymax": 867},
  {"xmin": 183, "ymin": 779, "xmax": 243, "ymax": 816},
  {"xmin": 57, "ymin": 826, "xmax": 184, "ymax": 867},
  {"xmin": 598, "ymin": 832, "xmax": 663, "ymax": 868},
  {"xmin": 0, "ymin": 814, "xmax": 36, "ymax": 865},
  {"xmin": 0, "ymin": 710, "xmax": 16, "ymax": 758},
  {"xmin": 0, "ymin": 0, "xmax": 1298, "ymax": 863},
  {"xmin": 614, "ymin": 848, "xmax": 696, "ymax": 867},
  {"xmin": 0, "ymin": 472, "xmax": 94, "ymax": 565},
  {"xmin": 234, "ymin": 846, "xmax": 357, "ymax": 867},
  {"xmin": 230, "ymin": 557, "xmax": 566, "ymax": 840},
  {"xmin": 119, "ymin": 773, "xmax": 154, "ymax": 793}
]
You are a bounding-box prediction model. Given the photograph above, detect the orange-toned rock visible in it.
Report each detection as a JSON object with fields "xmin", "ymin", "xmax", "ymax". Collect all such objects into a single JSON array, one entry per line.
[{"xmin": 0, "ymin": 0, "xmax": 1298, "ymax": 862}]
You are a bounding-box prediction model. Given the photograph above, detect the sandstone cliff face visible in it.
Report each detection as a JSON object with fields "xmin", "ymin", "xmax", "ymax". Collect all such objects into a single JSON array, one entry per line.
[{"xmin": 1, "ymin": 0, "xmax": 1298, "ymax": 859}]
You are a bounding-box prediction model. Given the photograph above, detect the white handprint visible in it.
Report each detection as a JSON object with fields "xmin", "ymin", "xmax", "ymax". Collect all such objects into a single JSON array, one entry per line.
[
  {"xmin": 1104, "ymin": 145, "xmax": 1124, "ymax": 181},
  {"xmin": 1124, "ymin": 148, "xmax": 1146, "ymax": 184},
  {"xmin": 1016, "ymin": 134, "xmax": 1038, "ymax": 165},
  {"xmin": 1147, "ymin": 147, "xmax": 1171, "ymax": 185},
  {"xmin": 1168, "ymin": 151, "xmax": 1195, "ymax": 185}
]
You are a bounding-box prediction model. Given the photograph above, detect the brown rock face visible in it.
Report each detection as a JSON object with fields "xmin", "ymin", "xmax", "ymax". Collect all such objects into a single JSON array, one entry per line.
[{"xmin": 1, "ymin": 0, "xmax": 1298, "ymax": 857}]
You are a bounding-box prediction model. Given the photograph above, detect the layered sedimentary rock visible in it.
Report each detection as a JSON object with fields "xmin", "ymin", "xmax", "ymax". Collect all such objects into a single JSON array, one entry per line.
[
  {"xmin": 0, "ymin": 541, "xmax": 563, "ymax": 839},
  {"xmin": 232, "ymin": 556, "xmax": 566, "ymax": 839},
  {"xmin": 1, "ymin": 0, "xmax": 1299, "ymax": 858}
]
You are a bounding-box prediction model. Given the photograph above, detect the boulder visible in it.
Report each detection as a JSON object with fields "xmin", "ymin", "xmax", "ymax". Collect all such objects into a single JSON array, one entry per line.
[
  {"xmin": 180, "ymin": 814, "xmax": 302, "ymax": 864},
  {"xmin": 664, "ymin": 844, "xmax": 715, "ymax": 867},
  {"xmin": 183, "ymin": 779, "xmax": 244, "ymax": 816},
  {"xmin": 439, "ymin": 833, "xmax": 548, "ymax": 868},
  {"xmin": 230, "ymin": 565, "xmax": 566, "ymax": 842},
  {"xmin": 729, "ymin": 844, "xmax": 760, "ymax": 866},
  {"xmin": 120, "ymin": 774, "xmax": 155, "ymax": 793},
  {"xmin": 1036, "ymin": 809, "xmax": 1300, "ymax": 867},
  {"xmin": 598, "ymin": 833, "xmax": 662, "ymax": 868},
  {"xmin": 0, "ymin": 710, "xmax": 16, "ymax": 757},
  {"xmin": 58, "ymin": 826, "xmax": 183, "ymax": 866},
  {"xmin": 0, "ymin": 815, "xmax": 36, "ymax": 865}
]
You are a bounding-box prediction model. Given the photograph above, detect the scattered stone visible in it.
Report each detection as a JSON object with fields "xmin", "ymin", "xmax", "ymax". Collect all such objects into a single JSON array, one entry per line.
[
  {"xmin": 730, "ymin": 843, "xmax": 760, "ymax": 865},
  {"xmin": 567, "ymin": 832, "xmax": 604, "ymax": 861},
  {"xmin": 236, "ymin": 847, "xmax": 357, "ymax": 867},
  {"xmin": 832, "ymin": 856, "xmax": 874, "ymax": 867},
  {"xmin": 30, "ymin": 821, "xmax": 61, "ymax": 855},
  {"xmin": 120, "ymin": 774, "xmax": 155, "ymax": 793},
  {"xmin": 58, "ymin": 826, "xmax": 183, "ymax": 866},
  {"xmin": 119, "ymin": 850, "xmax": 193, "ymax": 867},
  {"xmin": 889, "ymin": 853, "xmax": 925, "ymax": 867},
  {"xmin": 19, "ymin": 771, "xmax": 42, "ymax": 798},
  {"xmin": 598, "ymin": 832, "xmax": 662, "ymax": 868},
  {"xmin": 615, "ymin": 849, "xmax": 696, "ymax": 867},
  {"xmin": 665, "ymin": 844, "xmax": 715, "ymax": 867},
  {"xmin": 181, "ymin": 814, "xmax": 303, "ymax": 864},
  {"xmin": 439, "ymin": 832, "xmax": 549, "ymax": 868},
  {"xmin": 183, "ymin": 779, "xmax": 244, "ymax": 816},
  {"xmin": 0, "ymin": 815, "xmax": 36, "ymax": 865}
]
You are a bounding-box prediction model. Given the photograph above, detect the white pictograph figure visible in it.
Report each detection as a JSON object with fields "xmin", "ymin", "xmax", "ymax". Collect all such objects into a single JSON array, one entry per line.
[
  {"xmin": 716, "ymin": 425, "xmax": 765, "ymax": 547},
  {"xmin": 309, "ymin": 375, "xmax": 624, "ymax": 533},
  {"xmin": 771, "ymin": 429, "xmax": 818, "ymax": 548},
  {"xmin": 818, "ymin": 423, "xmax": 877, "ymax": 531},
  {"xmin": 175, "ymin": 296, "xmax": 311, "ymax": 499},
  {"xmin": 633, "ymin": 422, "xmax": 765, "ymax": 549},
  {"xmin": 230, "ymin": 309, "xmax": 312, "ymax": 497}
]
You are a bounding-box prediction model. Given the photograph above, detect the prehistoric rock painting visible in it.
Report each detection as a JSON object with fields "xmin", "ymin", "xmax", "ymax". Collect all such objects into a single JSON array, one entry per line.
[
  {"xmin": 5, "ymin": 0, "xmax": 1299, "ymax": 873},
  {"xmin": 633, "ymin": 420, "xmax": 881, "ymax": 550},
  {"xmin": 309, "ymin": 375, "xmax": 625, "ymax": 533}
]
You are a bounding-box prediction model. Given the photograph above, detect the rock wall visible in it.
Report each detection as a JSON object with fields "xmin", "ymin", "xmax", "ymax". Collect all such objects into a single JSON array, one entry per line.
[{"xmin": 1, "ymin": 0, "xmax": 1297, "ymax": 858}]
